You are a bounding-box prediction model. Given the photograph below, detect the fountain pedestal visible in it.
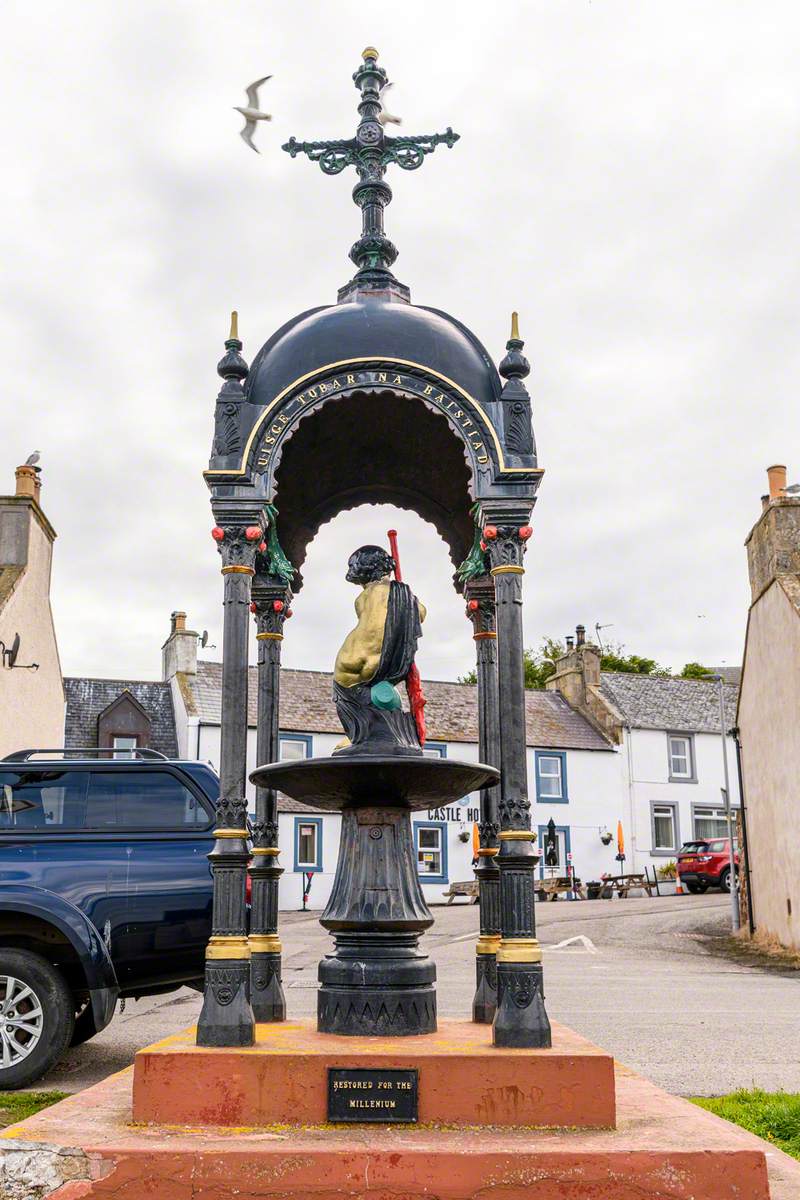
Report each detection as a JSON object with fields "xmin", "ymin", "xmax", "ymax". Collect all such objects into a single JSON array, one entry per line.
[{"xmin": 251, "ymin": 755, "xmax": 498, "ymax": 1036}]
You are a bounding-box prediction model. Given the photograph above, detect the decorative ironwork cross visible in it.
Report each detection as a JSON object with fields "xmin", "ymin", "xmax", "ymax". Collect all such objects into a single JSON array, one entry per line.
[{"xmin": 283, "ymin": 48, "xmax": 459, "ymax": 299}]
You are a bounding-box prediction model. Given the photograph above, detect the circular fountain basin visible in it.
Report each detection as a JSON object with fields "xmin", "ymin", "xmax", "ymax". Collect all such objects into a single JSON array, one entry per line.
[{"xmin": 250, "ymin": 755, "xmax": 498, "ymax": 813}]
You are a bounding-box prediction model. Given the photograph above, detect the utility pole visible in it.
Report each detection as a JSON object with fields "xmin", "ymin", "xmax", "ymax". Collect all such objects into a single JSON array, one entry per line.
[{"xmin": 714, "ymin": 675, "xmax": 740, "ymax": 932}]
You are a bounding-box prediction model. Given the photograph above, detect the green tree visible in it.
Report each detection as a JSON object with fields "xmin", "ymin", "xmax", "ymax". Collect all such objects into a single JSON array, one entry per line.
[
  {"xmin": 680, "ymin": 661, "xmax": 714, "ymax": 679},
  {"xmin": 459, "ymin": 637, "xmax": 670, "ymax": 689}
]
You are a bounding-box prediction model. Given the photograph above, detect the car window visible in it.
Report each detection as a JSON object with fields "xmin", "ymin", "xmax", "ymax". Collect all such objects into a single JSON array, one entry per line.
[
  {"xmin": 680, "ymin": 841, "xmax": 709, "ymax": 853},
  {"xmin": 86, "ymin": 771, "xmax": 211, "ymax": 830},
  {"xmin": 0, "ymin": 771, "xmax": 89, "ymax": 829},
  {"xmin": 707, "ymin": 839, "xmax": 727, "ymax": 852}
]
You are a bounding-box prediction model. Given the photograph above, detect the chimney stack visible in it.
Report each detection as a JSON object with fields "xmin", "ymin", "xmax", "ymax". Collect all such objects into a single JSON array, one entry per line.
[
  {"xmin": 162, "ymin": 610, "xmax": 198, "ymax": 680},
  {"xmin": 576, "ymin": 624, "xmax": 586, "ymax": 647},
  {"xmin": 745, "ymin": 464, "xmax": 800, "ymax": 601}
]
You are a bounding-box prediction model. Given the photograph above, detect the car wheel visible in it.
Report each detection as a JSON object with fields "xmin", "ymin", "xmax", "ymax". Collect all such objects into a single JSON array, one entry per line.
[
  {"xmin": 718, "ymin": 867, "xmax": 738, "ymax": 893},
  {"xmin": 685, "ymin": 882, "xmax": 701, "ymax": 894},
  {"xmin": 696, "ymin": 882, "xmax": 709, "ymax": 893},
  {"xmin": 0, "ymin": 950, "xmax": 74, "ymax": 1089}
]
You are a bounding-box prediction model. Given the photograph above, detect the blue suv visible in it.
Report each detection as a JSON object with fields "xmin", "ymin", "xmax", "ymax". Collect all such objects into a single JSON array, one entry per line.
[{"xmin": 0, "ymin": 749, "xmax": 218, "ymax": 1087}]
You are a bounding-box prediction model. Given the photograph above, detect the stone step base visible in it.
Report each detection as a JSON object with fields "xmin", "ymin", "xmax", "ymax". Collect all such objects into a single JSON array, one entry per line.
[
  {"xmin": 132, "ymin": 1018, "xmax": 616, "ymax": 1129},
  {"xmin": 0, "ymin": 1060, "xmax": 789, "ymax": 1200}
]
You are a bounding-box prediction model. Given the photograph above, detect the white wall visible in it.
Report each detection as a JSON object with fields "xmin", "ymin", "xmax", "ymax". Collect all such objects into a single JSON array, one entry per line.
[{"xmin": 625, "ymin": 727, "xmax": 740, "ymax": 872}]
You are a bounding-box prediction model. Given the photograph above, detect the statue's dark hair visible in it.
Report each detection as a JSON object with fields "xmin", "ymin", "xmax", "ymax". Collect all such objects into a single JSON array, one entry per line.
[{"xmin": 346, "ymin": 545, "xmax": 395, "ymax": 585}]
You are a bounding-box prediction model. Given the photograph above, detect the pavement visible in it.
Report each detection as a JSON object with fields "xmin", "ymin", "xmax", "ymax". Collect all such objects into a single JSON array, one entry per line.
[{"xmin": 38, "ymin": 892, "xmax": 800, "ymax": 1097}]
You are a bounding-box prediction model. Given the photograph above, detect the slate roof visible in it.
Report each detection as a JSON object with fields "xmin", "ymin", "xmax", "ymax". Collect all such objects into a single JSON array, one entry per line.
[
  {"xmin": 186, "ymin": 662, "xmax": 612, "ymax": 752},
  {"xmin": 63, "ymin": 678, "xmax": 179, "ymax": 757},
  {"xmin": 598, "ymin": 672, "xmax": 739, "ymax": 734}
]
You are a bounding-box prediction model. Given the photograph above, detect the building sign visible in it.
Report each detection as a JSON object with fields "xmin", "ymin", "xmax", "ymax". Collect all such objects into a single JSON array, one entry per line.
[
  {"xmin": 254, "ymin": 368, "xmax": 492, "ymax": 472},
  {"xmin": 328, "ymin": 1068, "xmax": 418, "ymax": 1123},
  {"xmin": 426, "ymin": 805, "xmax": 480, "ymax": 822}
]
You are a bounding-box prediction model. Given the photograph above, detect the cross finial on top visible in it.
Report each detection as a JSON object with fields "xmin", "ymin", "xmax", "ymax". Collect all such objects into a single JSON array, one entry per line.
[{"xmin": 283, "ymin": 49, "xmax": 459, "ymax": 302}]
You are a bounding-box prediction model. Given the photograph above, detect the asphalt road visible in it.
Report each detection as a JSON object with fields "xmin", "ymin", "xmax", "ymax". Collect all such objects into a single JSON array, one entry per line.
[{"xmin": 39, "ymin": 892, "xmax": 799, "ymax": 1097}]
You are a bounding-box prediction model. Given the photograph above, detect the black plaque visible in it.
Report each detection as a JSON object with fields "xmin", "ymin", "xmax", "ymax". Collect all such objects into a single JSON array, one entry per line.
[{"xmin": 328, "ymin": 1068, "xmax": 418, "ymax": 1123}]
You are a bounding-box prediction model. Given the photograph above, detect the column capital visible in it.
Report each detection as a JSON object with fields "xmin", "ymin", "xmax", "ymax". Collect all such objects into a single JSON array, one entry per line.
[
  {"xmin": 483, "ymin": 523, "xmax": 533, "ymax": 575},
  {"xmin": 251, "ymin": 578, "xmax": 293, "ymax": 639},
  {"xmin": 464, "ymin": 576, "xmax": 496, "ymax": 639},
  {"xmin": 210, "ymin": 512, "xmax": 266, "ymax": 575}
]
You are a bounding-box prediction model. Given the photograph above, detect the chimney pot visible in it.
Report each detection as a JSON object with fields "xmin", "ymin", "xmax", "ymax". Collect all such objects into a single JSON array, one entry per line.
[
  {"xmin": 171, "ymin": 611, "xmax": 187, "ymax": 634},
  {"xmin": 566, "ymin": 636, "xmax": 575, "ymax": 650},
  {"xmin": 767, "ymin": 464, "xmax": 787, "ymax": 501},
  {"xmin": 576, "ymin": 624, "xmax": 586, "ymax": 647},
  {"xmin": 15, "ymin": 465, "xmax": 39, "ymax": 501}
]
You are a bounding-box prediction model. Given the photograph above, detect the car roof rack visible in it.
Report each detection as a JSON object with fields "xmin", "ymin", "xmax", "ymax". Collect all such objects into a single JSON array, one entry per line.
[{"xmin": 2, "ymin": 747, "xmax": 170, "ymax": 762}]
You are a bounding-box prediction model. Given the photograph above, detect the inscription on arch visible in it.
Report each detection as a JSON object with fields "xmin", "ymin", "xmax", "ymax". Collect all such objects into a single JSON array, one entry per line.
[{"xmin": 252, "ymin": 367, "xmax": 494, "ymax": 473}]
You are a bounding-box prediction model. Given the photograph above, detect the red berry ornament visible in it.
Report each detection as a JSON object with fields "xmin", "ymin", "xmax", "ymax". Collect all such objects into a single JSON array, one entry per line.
[
  {"xmin": 273, "ymin": 600, "xmax": 284, "ymax": 613},
  {"xmin": 483, "ymin": 525, "xmax": 497, "ymax": 540},
  {"xmin": 245, "ymin": 526, "xmax": 262, "ymax": 542},
  {"xmin": 518, "ymin": 525, "xmax": 533, "ymax": 540},
  {"xmin": 259, "ymin": 541, "xmax": 267, "ymax": 553},
  {"xmin": 211, "ymin": 526, "xmax": 225, "ymax": 542},
  {"xmin": 250, "ymin": 601, "xmax": 257, "ymax": 613},
  {"xmin": 467, "ymin": 599, "xmax": 479, "ymax": 612}
]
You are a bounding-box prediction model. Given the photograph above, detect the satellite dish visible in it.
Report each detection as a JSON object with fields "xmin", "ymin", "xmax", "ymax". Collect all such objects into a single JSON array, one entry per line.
[
  {"xmin": 6, "ymin": 634, "xmax": 20, "ymax": 669},
  {"xmin": 200, "ymin": 631, "xmax": 209, "ymax": 648}
]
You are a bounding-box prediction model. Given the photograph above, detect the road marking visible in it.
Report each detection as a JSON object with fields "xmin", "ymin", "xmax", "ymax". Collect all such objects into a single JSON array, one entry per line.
[{"xmin": 544, "ymin": 935, "xmax": 599, "ymax": 955}]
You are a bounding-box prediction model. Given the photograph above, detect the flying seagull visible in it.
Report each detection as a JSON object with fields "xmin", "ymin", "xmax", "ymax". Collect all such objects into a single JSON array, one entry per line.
[
  {"xmin": 234, "ymin": 76, "xmax": 273, "ymax": 153},
  {"xmin": 378, "ymin": 81, "xmax": 402, "ymax": 127}
]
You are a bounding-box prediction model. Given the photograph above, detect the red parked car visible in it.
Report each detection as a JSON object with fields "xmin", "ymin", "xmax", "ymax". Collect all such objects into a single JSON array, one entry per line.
[{"xmin": 677, "ymin": 838, "xmax": 739, "ymax": 893}]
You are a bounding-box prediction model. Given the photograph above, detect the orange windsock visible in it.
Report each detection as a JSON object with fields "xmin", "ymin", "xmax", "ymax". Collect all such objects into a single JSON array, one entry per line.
[
  {"xmin": 472, "ymin": 823, "xmax": 480, "ymax": 858},
  {"xmin": 617, "ymin": 820, "xmax": 625, "ymax": 856}
]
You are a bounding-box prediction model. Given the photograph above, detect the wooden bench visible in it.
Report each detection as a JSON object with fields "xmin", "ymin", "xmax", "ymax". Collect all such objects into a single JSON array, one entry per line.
[
  {"xmin": 537, "ymin": 876, "xmax": 586, "ymax": 901},
  {"xmin": 442, "ymin": 880, "xmax": 479, "ymax": 904},
  {"xmin": 598, "ymin": 873, "xmax": 654, "ymax": 899}
]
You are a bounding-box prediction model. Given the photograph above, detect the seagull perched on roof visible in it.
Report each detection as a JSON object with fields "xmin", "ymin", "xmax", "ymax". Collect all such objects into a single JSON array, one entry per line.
[
  {"xmin": 25, "ymin": 451, "xmax": 41, "ymax": 472},
  {"xmin": 234, "ymin": 76, "xmax": 273, "ymax": 152}
]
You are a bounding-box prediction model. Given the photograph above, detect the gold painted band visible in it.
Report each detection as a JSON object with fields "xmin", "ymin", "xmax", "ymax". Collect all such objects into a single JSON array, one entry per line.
[
  {"xmin": 473, "ymin": 631, "xmax": 497, "ymax": 640},
  {"xmin": 256, "ymin": 632, "xmax": 284, "ymax": 641},
  {"xmin": 476, "ymin": 935, "xmax": 501, "ymax": 956},
  {"xmin": 499, "ymin": 830, "xmax": 536, "ymax": 841},
  {"xmin": 497, "ymin": 937, "xmax": 542, "ymax": 964},
  {"xmin": 249, "ymin": 935, "xmax": 282, "ymax": 955},
  {"xmin": 490, "ymin": 565, "xmax": 525, "ymax": 576},
  {"xmin": 477, "ymin": 847, "xmax": 499, "ymax": 857},
  {"xmin": 251, "ymin": 847, "xmax": 280, "ymax": 856},
  {"xmin": 221, "ymin": 565, "xmax": 255, "ymax": 576},
  {"xmin": 214, "ymin": 828, "xmax": 249, "ymax": 838},
  {"xmin": 206, "ymin": 936, "xmax": 251, "ymax": 961}
]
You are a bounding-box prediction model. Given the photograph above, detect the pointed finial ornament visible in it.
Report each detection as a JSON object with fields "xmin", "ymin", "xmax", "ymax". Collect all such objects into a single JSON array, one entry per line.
[
  {"xmin": 499, "ymin": 310, "xmax": 530, "ymax": 381},
  {"xmin": 217, "ymin": 310, "xmax": 249, "ymax": 384},
  {"xmin": 282, "ymin": 49, "xmax": 459, "ymax": 302}
]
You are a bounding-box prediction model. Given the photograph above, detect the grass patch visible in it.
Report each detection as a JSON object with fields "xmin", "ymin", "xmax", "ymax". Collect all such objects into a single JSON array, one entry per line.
[
  {"xmin": 0, "ymin": 1090, "xmax": 68, "ymax": 1129},
  {"xmin": 692, "ymin": 1089, "xmax": 800, "ymax": 1160}
]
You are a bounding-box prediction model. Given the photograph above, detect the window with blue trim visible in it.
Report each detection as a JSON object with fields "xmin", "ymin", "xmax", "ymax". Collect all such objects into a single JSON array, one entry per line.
[
  {"xmin": 535, "ymin": 751, "xmax": 568, "ymax": 802},
  {"xmin": 280, "ymin": 733, "xmax": 312, "ymax": 761},
  {"xmin": 293, "ymin": 815, "xmax": 323, "ymax": 872},
  {"xmin": 422, "ymin": 741, "xmax": 447, "ymax": 759},
  {"xmin": 413, "ymin": 820, "xmax": 448, "ymax": 884}
]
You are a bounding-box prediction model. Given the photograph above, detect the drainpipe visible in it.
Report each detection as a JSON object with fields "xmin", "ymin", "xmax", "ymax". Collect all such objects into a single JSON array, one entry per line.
[
  {"xmin": 732, "ymin": 726, "xmax": 756, "ymax": 936},
  {"xmin": 624, "ymin": 723, "xmax": 637, "ymax": 871},
  {"xmin": 714, "ymin": 676, "xmax": 740, "ymax": 932}
]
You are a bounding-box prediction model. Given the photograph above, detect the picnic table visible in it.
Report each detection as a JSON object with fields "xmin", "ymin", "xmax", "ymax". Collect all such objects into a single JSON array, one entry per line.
[
  {"xmin": 597, "ymin": 873, "xmax": 654, "ymax": 899},
  {"xmin": 442, "ymin": 880, "xmax": 479, "ymax": 904},
  {"xmin": 536, "ymin": 876, "xmax": 586, "ymax": 901}
]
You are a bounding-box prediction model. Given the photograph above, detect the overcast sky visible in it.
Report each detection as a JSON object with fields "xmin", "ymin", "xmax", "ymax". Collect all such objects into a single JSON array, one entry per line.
[{"xmin": 3, "ymin": 1, "xmax": 799, "ymax": 684}]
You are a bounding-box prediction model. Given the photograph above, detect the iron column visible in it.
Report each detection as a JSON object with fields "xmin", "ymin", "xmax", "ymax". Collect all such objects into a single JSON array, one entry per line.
[
  {"xmin": 249, "ymin": 574, "xmax": 292, "ymax": 1021},
  {"xmin": 464, "ymin": 576, "xmax": 501, "ymax": 1023},
  {"xmin": 197, "ymin": 508, "xmax": 263, "ymax": 1047},
  {"xmin": 482, "ymin": 511, "xmax": 551, "ymax": 1048}
]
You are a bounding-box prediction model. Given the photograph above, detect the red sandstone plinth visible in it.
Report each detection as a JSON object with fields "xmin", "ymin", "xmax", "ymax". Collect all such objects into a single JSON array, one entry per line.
[
  {"xmin": 132, "ymin": 1019, "xmax": 616, "ymax": 1130},
  {"xmin": 2, "ymin": 1056, "xmax": 795, "ymax": 1199}
]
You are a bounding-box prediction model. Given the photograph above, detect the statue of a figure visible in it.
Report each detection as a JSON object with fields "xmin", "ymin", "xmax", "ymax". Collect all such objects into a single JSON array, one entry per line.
[{"xmin": 333, "ymin": 545, "xmax": 426, "ymax": 756}]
